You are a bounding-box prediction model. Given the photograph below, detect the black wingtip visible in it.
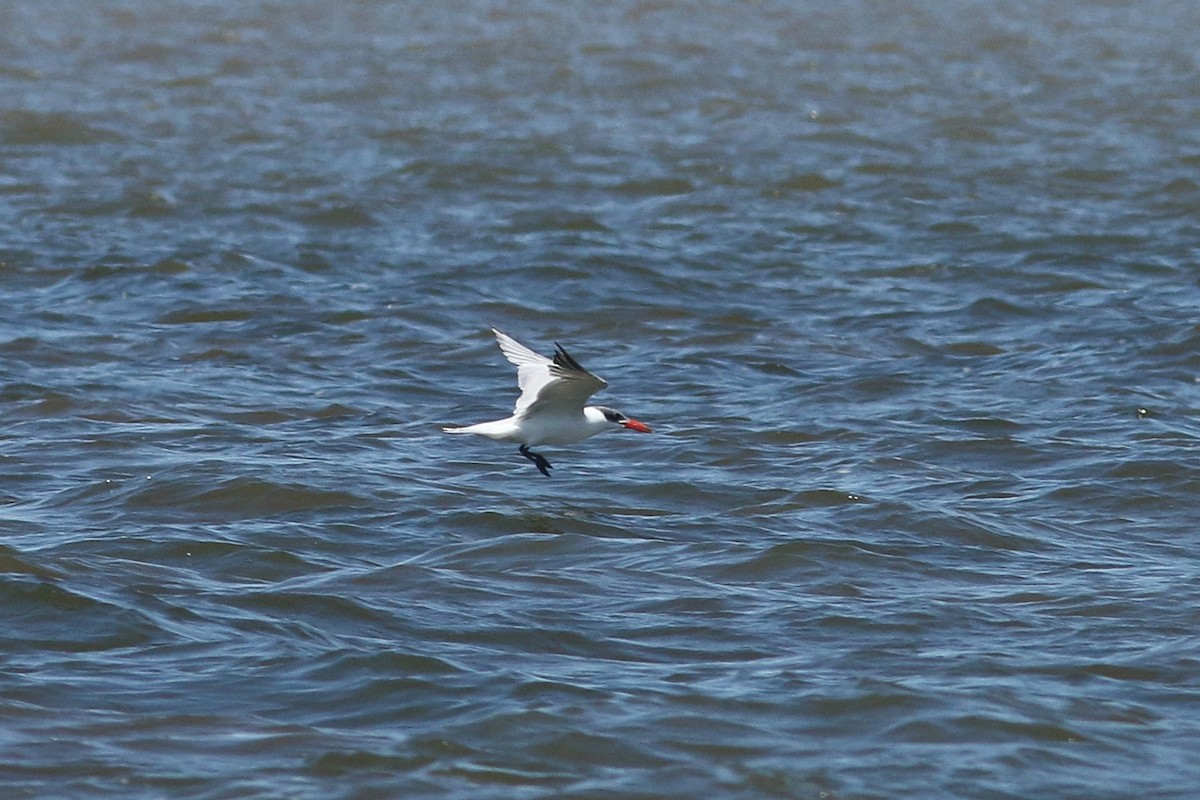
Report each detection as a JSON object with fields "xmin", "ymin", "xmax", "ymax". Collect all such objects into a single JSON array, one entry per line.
[{"xmin": 553, "ymin": 342, "xmax": 586, "ymax": 373}]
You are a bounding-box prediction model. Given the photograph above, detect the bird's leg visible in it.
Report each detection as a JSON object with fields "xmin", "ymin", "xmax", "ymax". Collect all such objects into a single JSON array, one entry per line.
[{"xmin": 519, "ymin": 444, "xmax": 553, "ymax": 477}]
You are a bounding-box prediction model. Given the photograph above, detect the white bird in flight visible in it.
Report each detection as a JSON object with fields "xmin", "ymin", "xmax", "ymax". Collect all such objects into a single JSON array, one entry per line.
[{"xmin": 443, "ymin": 328, "xmax": 652, "ymax": 476}]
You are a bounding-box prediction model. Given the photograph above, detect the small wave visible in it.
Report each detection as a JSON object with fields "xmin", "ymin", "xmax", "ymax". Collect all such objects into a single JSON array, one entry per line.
[
  {"xmin": 610, "ymin": 177, "xmax": 695, "ymax": 196},
  {"xmin": 0, "ymin": 110, "xmax": 120, "ymax": 146},
  {"xmin": 302, "ymin": 204, "xmax": 380, "ymax": 228},
  {"xmin": 156, "ymin": 307, "xmax": 257, "ymax": 325},
  {"xmin": 888, "ymin": 714, "xmax": 1084, "ymax": 745},
  {"xmin": 2, "ymin": 577, "xmax": 159, "ymax": 652},
  {"xmin": 126, "ymin": 476, "xmax": 370, "ymax": 518}
]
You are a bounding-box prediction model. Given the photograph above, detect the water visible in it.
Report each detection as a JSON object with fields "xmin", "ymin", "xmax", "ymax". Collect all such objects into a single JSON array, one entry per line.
[{"xmin": 3, "ymin": 1, "xmax": 1200, "ymax": 797}]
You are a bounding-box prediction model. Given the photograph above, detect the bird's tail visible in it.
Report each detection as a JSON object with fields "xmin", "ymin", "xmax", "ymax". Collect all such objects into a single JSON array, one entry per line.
[{"xmin": 441, "ymin": 420, "xmax": 512, "ymax": 440}]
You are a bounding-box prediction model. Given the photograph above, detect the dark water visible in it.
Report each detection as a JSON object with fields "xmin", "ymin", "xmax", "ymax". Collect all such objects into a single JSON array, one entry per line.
[{"xmin": 3, "ymin": 1, "xmax": 1200, "ymax": 797}]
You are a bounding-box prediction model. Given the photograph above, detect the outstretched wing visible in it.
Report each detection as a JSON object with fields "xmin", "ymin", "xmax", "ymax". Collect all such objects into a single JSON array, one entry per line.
[{"xmin": 492, "ymin": 328, "xmax": 607, "ymax": 417}]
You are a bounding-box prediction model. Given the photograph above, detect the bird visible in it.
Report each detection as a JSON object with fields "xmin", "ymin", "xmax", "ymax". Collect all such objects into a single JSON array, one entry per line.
[{"xmin": 443, "ymin": 328, "xmax": 652, "ymax": 476}]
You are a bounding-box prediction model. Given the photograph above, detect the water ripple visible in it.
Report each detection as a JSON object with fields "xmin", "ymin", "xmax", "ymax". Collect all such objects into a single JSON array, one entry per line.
[{"xmin": 4, "ymin": 0, "xmax": 1200, "ymax": 797}]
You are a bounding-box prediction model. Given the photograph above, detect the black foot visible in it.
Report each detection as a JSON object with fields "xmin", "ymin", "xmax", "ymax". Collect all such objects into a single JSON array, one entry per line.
[{"xmin": 519, "ymin": 444, "xmax": 553, "ymax": 477}]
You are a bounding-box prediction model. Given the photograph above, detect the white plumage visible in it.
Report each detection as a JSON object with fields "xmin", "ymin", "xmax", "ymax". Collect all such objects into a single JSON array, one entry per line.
[{"xmin": 443, "ymin": 328, "xmax": 651, "ymax": 475}]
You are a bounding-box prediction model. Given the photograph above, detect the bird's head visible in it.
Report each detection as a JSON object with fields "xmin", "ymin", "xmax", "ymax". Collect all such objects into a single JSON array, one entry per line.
[{"xmin": 596, "ymin": 406, "xmax": 652, "ymax": 433}]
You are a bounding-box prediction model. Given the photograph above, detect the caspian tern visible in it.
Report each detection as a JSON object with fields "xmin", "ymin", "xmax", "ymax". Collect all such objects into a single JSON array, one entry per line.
[{"xmin": 443, "ymin": 328, "xmax": 652, "ymax": 476}]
